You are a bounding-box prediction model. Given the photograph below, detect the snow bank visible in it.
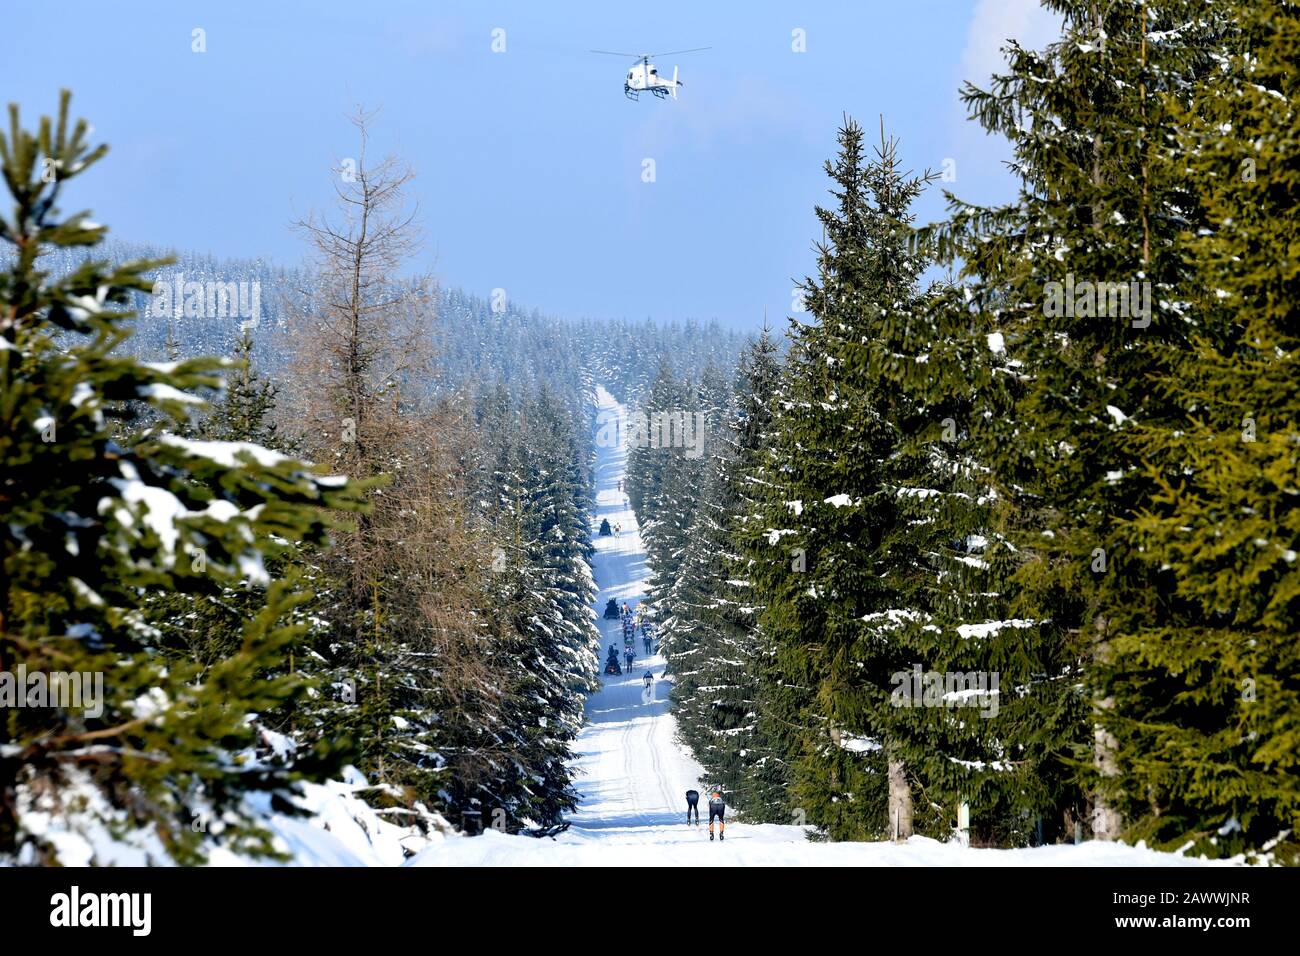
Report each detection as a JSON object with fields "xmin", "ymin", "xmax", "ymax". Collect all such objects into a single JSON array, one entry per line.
[
  {"xmin": 406, "ymin": 827, "xmax": 1240, "ymax": 868},
  {"xmin": 211, "ymin": 771, "xmax": 452, "ymax": 867},
  {"xmin": 20, "ymin": 764, "xmax": 452, "ymax": 867}
]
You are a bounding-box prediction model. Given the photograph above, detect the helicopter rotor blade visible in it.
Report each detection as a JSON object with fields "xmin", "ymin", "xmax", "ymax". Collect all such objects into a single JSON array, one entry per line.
[
  {"xmin": 590, "ymin": 50, "xmax": 643, "ymax": 59},
  {"xmin": 648, "ymin": 46, "xmax": 711, "ymax": 57}
]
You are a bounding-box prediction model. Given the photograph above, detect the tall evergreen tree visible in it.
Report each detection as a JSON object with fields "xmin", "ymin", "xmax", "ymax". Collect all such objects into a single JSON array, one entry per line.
[
  {"xmin": 0, "ymin": 92, "xmax": 361, "ymax": 863},
  {"xmin": 199, "ymin": 327, "xmax": 280, "ymax": 448},
  {"xmin": 738, "ymin": 119, "xmax": 930, "ymax": 840},
  {"xmin": 646, "ymin": 364, "xmax": 729, "ymax": 612},
  {"xmin": 470, "ymin": 385, "xmax": 600, "ymax": 830},
  {"xmin": 626, "ymin": 360, "xmax": 686, "ymax": 539},
  {"xmin": 666, "ymin": 331, "xmax": 787, "ymax": 811},
  {"xmin": 922, "ymin": 0, "xmax": 1228, "ymax": 841},
  {"xmin": 1104, "ymin": 0, "xmax": 1300, "ymax": 861}
]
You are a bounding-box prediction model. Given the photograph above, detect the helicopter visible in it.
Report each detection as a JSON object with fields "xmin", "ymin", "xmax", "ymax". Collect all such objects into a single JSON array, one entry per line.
[{"xmin": 590, "ymin": 47, "xmax": 710, "ymax": 100}]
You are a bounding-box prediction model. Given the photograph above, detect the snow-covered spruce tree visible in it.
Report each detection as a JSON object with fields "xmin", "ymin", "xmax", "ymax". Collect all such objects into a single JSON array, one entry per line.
[
  {"xmin": 741, "ymin": 119, "xmax": 1039, "ymax": 843},
  {"xmin": 1103, "ymin": 0, "xmax": 1300, "ymax": 861},
  {"xmin": 734, "ymin": 254, "xmax": 843, "ymax": 832},
  {"xmin": 737, "ymin": 118, "xmax": 921, "ymax": 840},
  {"xmin": 625, "ymin": 360, "xmax": 692, "ymax": 542},
  {"xmin": 0, "ymin": 92, "xmax": 361, "ymax": 863},
  {"xmin": 726, "ymin": 331, "xmax": 806, "ymax": 823},
  {"xmin": 149, "ymin": 328, "xmax": 298, "ymax": 671},
  {"xmin": 144, "ymin": 329, "xmax": 337, "ymax": 762},
  {"xmin": 667, "ymin": 331, "xmax": 787, "ymax": 811},
  {"xmin": 476, "ymin": 386, "xmax": 600, "ymax": 830},
  {"xmin": 646, "ymin": 363, "xmax": 729, "ymax": 614},
  {"xmin": 921, "ymin": 0, "xmax": 1227, "ymax": 841},
  {"xmin": 198, "ymin": 327, "xmax": 280, "ymax": 448},
  {"xmin": 658, "ymin": 422, "xmax": 734, "ymax": 760},
  {"xmin": 816, "ymin": 123, "xmax": 1088, "ymax": 847}
]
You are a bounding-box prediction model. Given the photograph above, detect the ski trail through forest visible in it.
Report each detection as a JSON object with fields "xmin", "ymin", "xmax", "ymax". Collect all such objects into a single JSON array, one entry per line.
[
  {"xmin": 563, "ymin": 385, "xmax": 709, "ymax": 843},
  {"xmin": 405, "ymin": 386, "xmax": 1236, "ymax": 864}
]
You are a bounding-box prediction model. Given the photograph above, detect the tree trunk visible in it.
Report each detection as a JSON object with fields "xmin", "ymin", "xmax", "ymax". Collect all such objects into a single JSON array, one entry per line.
[
  {"xmin": 1092, "ymin": 612, "xmax": 1122, "ymax": 841},
  {"xmin": 1092, "ymin": 697, "xmax": 1123, "ymax": 840},
  {"xmin": 887, "ymin": 756, "xmax": 913, "ymax": 842}
]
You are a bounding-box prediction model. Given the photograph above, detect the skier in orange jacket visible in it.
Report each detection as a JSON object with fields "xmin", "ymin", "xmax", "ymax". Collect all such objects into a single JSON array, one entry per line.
[{"xmin": 708, "ymin": 789, "xmax": 726, "ymax": 841}]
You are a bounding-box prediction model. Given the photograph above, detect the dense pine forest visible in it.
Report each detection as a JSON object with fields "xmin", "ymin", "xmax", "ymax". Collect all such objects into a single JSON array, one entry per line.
[
  {"xmin": 636, "ymin": 1, "xmax": 1298, "ymax": 863},
  {"xmin": 1, "ymin": 0, "xmax": 1296, "ymax": 872}
]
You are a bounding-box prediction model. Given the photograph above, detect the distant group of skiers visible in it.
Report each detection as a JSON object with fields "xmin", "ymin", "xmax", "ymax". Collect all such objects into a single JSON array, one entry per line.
[
  {"xmin": 601, "ymin": 601, "xmax": 659, "ymax": 690},
  {"xmin": 621, "ymin": 604, "xmax": 655, "ymax": 651},
  {"xmin": 620, "ymin": 602, "xmax": 652, "ymax": 671}
]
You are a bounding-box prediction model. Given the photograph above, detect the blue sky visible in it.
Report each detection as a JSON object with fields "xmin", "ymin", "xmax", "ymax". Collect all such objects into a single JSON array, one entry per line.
[{"xmin": 6, "ymin": 0, "xmax": 1058, "ymax": 330}]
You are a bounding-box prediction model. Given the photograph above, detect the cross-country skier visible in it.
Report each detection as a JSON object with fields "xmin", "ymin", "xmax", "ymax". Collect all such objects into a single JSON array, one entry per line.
[
  {"xmin": 643, "ymin": 633, "xmax": 651, "ymax": 655},
  {"xmin": 685, "ymin": 789, "xmax": 700, "ymax": 826},
  {"xmin": 708, "ymin": 789, "xmax": 726, "ymax": 841},
  {"xmin": 643, "ymin": 671, "xmax": 653, "ymax": 689},
  {"xmin": 625, "ymin": 648, "xmax": 635, "ymax": 671}
]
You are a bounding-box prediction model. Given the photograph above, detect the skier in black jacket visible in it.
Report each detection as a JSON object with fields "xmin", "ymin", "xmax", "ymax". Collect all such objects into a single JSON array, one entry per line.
[{"xmin": 685, "ymin": 789, "xmax": 700, "ymax": 826}]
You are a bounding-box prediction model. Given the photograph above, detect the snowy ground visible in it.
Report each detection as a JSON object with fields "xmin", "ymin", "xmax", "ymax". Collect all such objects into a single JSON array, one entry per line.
[{"xmin": 403, "ymin": 386, "xmax": 1236, "ymax": 868}]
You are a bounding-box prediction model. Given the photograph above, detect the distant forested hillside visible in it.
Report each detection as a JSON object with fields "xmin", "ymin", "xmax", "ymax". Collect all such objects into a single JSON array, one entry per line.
[{"xmin": 37, "ymin": 239, "xmax": 749, "ymax": 409}]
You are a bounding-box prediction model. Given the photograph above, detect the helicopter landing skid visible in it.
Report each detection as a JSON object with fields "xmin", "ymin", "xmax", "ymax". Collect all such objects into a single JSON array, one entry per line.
[{"xmin": 624, "ymin": 85, "xmax": 671, "ymax": 101}]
